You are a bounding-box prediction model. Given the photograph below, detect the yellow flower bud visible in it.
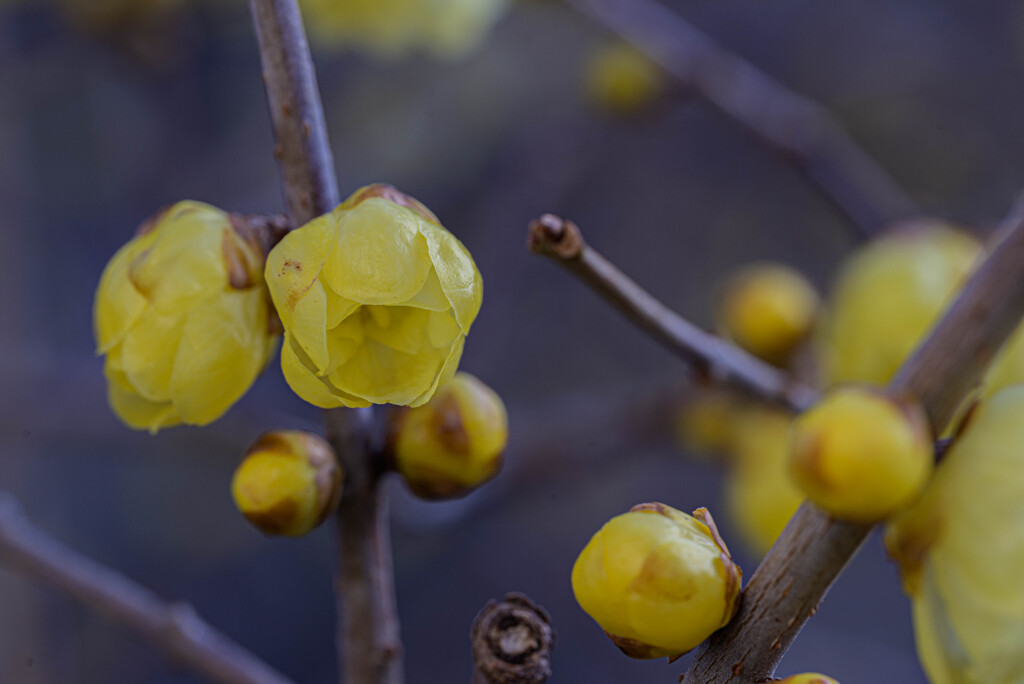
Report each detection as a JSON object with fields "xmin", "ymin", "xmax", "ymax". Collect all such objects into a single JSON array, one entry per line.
[
  {"xmin": 717, "ymin": 263, "xmax": 819, "ymax": 365},
  {"xmin": 390, "ymin": 371, "xmax": 507, "ymax": 499},
  {"xmin": 571, "ymin": 503, "xmax": 742, "ymax": 660},
  {"xmin": 776, "ymin": 675, "xmax": 840, "ymax": 684},
  {"xmin": 265, "ymin": 184, "xmax": 483, "ymax": 410},
  {"xmin": 819, "ymin": 222, "xmax": 981, "ymax": 386},
  {"xmin": 673, "ymin": 390, "xmax": 739, "ymax": 457},
  {"xmin": 231, "ymin": 431, "xmax": 342, "ymax": 537},
  {"xmin": 724, "ymin": 406, "xmax": 804, "ymax": 555},
  {"xmin": 886, "ymin": 386, "xmax": 1024, "ymax": 684},
  {"xmin": 791, "ymin": 387, "xmax": 933, "ymax": 523},
  {"xmin": 93, "ymin": 202, "xmax": 279, "ymax": 433},
  {"xmin": 300, "ymin": 0, "xmax": 508, "ymax": 58},
  {"xmin": 585, "ymin": 41, "xmax": 664, "ymax": 114}
]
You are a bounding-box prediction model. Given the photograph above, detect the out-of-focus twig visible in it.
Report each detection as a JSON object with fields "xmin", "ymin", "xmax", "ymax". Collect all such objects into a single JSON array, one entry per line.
[
  {"xmin": 527, "ymin": 214, "xmax": 818, "ymax": 413},
  {"xmin": 247, "ymin": 2, "xmax": 402, "ymax": 683},
  {"xmin": 0, "ymin": 493, "xmax": 294, "ymax": 684},
  {"xmin": 470, "ymin": 593, "xmax": 554, "ymax": 684},
  {"xmin": 564, "ymin": 0, "xmax": 921, "ymax": 237},
  {"xmin": 682, "ymin": 197, "xmax": 1024, "ymax": 683}
]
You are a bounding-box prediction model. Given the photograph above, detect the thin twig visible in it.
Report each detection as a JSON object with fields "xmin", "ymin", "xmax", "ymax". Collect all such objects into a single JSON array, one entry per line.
[
  {"xmin": 527, "ymin": 214, "xmax": 818, "ymax": 413},
  {"xmin": 247, "ymin": 2, "xmax": 403, "ymax": 683},
  {"xmin": 564, "ymin": 0, "xmax": 920, "ymax": 237},
  {"xmin": 682, "ymin": 197, "xmax": 1024, "ymax": 683},
  {"xmin": 0, "ymin": 493, "xmax": 295, "ymax": 684}
]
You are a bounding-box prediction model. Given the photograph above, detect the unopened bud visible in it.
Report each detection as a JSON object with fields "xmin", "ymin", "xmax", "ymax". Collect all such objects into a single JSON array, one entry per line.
[
  {"xmin": 390, "ymin": 372, "xmax": 507, "ymax": 500},
  {"xmin": 231, "ymin": 431, "xmax": 341, "ymax": 537}
]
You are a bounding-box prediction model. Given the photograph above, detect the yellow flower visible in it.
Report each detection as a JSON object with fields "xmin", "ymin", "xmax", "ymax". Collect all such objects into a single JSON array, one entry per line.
[
  {"xmin": 724, "ymin": 406, "xmax": 804, "ymax": 555},
  {"xmin": 390, "ymin": 371, "xmax": 507, "ymax": 499},
  {"xmin": 717, "ymin": 263, "xmax": 820, "ymax": 365},
  {"xmin": 818, "ymin": 222, "xmax": 981, "ymax": 386},
  {"xmin": 265, "ymin": 184, "xmax": 482, "ymax": 409},
  {"xmin": 886, "ymin": 386, "xmax": 1024, "ymax": 684},
  {"xmin": 571, "ymin": 503, "xmax": 741, "ymax": 660},
  {"xmin": 232, "ymin": 430, "xmax": 342, "ymax": 537},
  {"xmin": 300, "ymin": 0, "xmax": 508, "ymax": 58},
  {"xmin": 791, "ymin": 387, "xmax": 933, "ymax": 523},
  {"xmin": 585, "ymin": 41, "xmax": 664, "ymax": 114},
  {"xmin": 94, "ymin": 202, "xmax": 278, "ymax": 433},
  {"xmin": 673, "ymin": 389, "xmax": 739, "ymax": 458}
]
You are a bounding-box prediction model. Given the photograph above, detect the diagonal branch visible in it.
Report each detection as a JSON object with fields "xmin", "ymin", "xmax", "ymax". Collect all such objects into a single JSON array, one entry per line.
[
  {"xmin": 564, "ymin": 0, "xmax": 921, "ymax": 237},
  {"xmin": 682, "ymin": 197, "xmax": 1024, "ymax": 683},
  {"xmin": 247, "ymin": 2, "xmax": 402, "ymax": 683},
  {"xmin": 0, "ymin": 493, "xmax": 295, "ymax": 684},
  {"xmin": 527, "ymin": 214, "xmax": 818, "ymax": 413}
]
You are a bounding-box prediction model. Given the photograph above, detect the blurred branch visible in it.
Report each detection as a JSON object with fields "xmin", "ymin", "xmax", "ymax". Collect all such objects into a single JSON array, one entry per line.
[
  {"xmin": 247, "ymin": 2, "xmax": 402, "ymax": 684},
  {"xmin": 527, "ymin": 214, "xmax": 818, "ymax": 413},
  {"xmin": 682, "ymin": 197, "xmax": 1024, "ymax": 683},
  {"xmin": 470, "ymin": 593, "xmax": 554, "ymax": 684},
  {"xmin": 564, "ymin": 0, "xmax": 920, "ymax": 237},
  {"xmin": 0, "ymin": 493, "xmax": 294, "ymax": 684}
]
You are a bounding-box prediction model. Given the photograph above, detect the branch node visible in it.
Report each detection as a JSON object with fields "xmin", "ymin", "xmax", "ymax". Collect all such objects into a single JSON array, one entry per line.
[{"xmin": 471, "ymin": 593, "xmax": 554, "ymax": 684}]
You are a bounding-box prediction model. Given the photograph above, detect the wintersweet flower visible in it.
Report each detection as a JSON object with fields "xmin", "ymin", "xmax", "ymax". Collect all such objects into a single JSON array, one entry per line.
[
  {"xmin": 264, "ymin": 184, "xmax": 482, "ymax": 409},
  {"xmin": 94, "ymin": 201, "xmax": 279, "ymax": 433}
]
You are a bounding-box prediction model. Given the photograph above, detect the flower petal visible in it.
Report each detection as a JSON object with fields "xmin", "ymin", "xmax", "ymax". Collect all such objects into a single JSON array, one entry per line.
[
  {"xmin": 120, "ymin": 308, "xmax": 187, "ymax": 402},
  {"xmin": 281, "ymin": 334, "xmax": 368, "ymax": 408},
  {"xmin": 104, "ymin": 358, "xmax": 180, "ymax": 434},
  {"xmin": 94, "ymin": 239, "xmax": 150, "ymax": 354},
  {"xmin": 170, "ymin": 289, "xmax": 274, "ymax": 425},
  {"xmin": 419, "ymin": 221, "xmax": 482, "ymax": 331},
  {"xmin": 321, "ymin": 199, "xmax": 431, "ymax": 305},
  {"xmin": 290, "ymin": 279, "xmax": 331, "ymax": 374},
  {"xmin": 265, "ymin": 215, "xmax": 335, "ymax": 324}
]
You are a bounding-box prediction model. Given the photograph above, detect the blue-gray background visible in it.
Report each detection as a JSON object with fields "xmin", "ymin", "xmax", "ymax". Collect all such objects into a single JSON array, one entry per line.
[{"xmin": 2, "ymin": 0, "xmax": 1020, "ymax": 681}]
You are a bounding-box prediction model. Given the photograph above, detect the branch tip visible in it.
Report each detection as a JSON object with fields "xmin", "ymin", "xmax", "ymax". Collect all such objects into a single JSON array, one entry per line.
[
  {"xmin": 471, "ymin": 592, "xmax": 554, "ymax": 684},
  {"xmin": 527, "ymin": 214, "xmax": 584, "ymax": 260}
]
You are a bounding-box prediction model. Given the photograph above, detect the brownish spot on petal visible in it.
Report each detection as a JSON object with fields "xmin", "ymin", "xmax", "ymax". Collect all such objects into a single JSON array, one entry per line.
[
  {"xmin": 630, "ymin": 501, "xmax": 673, "ymax": 517},
  {"xmin": 604, "ymin": 631, "xmax": 680, "ymax": 661},
  {"xmin": 343, "ymin": 183, "xmax": 441, "ymax": 225},
  {"xmin": 242, "ymin": 497, "xmax": 299, "ymax": 536},
  {"xmin": 432, "ymin": 392, "xmax": 471, "ymax": 456}
]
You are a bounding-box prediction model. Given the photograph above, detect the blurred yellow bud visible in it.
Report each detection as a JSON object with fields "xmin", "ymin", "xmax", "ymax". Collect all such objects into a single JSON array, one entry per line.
[
  {"xmin": 231, "ymin": 431, "xmax": 342, "ymax": 537},
  {"xmin": 724, "ymin": 406, "xmax": 804, "ymax": 555},
  {"xmin": 301, "ymin": 0, "xmax": 508, "ymax": 58},
  {"xmin": 717, "ymin": 263, "xmax": 819, "ymax": 365},
  {"xmin": 791, "ymin": 387, "xmax": 933, "ymax": 523},
  {"xmin": 585, "ymin": 41, "xmax": 664, "ymax": 114},
  {"xmin": 94, "ymin": 202, "xmax": 279, "ymax": 433},
  {"xmin": 819, "ymin": 222, "xmax": 981, "ymax": 386},
  {"xmin": 58, "ymin": 0, "xmax": 186, "ymax": 32},
  {"xmin": 673, "ymin": 390, "xmax": 739, "ymax": 457},
  {"xmin": 886, "ymin": 387, "xmax": 1024, "ymax": 684},
  {"xmin": 265, "ymin": 184, "xmax": 482, "ymax": 409},
  {"xmin": 390, "ymin": 372, "xmax": 507, "ymax": 500},
  {"xmin": 571, "ymin": 503, "xmax": 742, "ymax": 660},
  {"xmin": 776, "ymin": 675, "xmax": 840, "ymax": 684}
]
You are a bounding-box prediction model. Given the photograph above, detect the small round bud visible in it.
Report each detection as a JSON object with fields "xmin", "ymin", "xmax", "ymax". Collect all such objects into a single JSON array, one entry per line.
[
  {"xmin": 791, "ymin": 387, "xmax": 933, "ymax": 522},
  {"xmin": 585, "ymin": 41, "xmax": 664, "ymax": 114},
  {"xmin": 390, "ymin": 372, "xmax": 507, "ymax": 500},
  {"xmin": 776, "ymin": 675, "xmax": 840, "ymax": 684},
  {"xmin": 717, "ymin": 263, "xmax": 819, "ymax": 364},
  {"xmin": 673, "ymin": 390, "xmax": 738, "ymax": 458},
  {"xmin": 724, "ymin": 406, "xmax": 804, "ymax": 555},
  {"xmin": 571, "ymin": 503, "xmax": 742, "ymax": 660},
  {"xmin": 231, "ymin": 431, "xmax": 342, "ymax": 537}
]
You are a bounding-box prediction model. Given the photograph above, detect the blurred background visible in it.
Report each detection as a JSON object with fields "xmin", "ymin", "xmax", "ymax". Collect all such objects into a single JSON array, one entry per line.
[{"xmin": 2, "ymin": 0, "xmax": 1023, "ymax": 681}]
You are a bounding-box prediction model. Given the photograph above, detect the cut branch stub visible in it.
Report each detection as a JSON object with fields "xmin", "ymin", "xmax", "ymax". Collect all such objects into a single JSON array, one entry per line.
[{"xmin": 471, "ymin": 593, "xmax": 554, "ymax": 684}]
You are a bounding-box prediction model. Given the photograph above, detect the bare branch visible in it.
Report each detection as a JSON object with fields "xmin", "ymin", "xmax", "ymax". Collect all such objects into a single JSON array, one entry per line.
[
  {"xmin": 527, "ymin": 214, "xmax": 818, "ymax": 413},
  {"xmin": 0, "ymin": 493, "xmax": 294, "ymax": 684},
  {"xmin": 247, "ymin": 2, "xmax": 402, "ymax": 683},
  {"xmin": 682, "ymin": 198, "xmax": 1024, "ymax": 683},
  {"xmin": 564, "ymin": 0, "xmax": 920, "ymax": 237},
  {"xmin": 470, "ymin": 593, "xmax": 554, "ymax": 684},
  {"xmin": 249, "ymin": 0, "xmax": 338, "ymax": 225}
]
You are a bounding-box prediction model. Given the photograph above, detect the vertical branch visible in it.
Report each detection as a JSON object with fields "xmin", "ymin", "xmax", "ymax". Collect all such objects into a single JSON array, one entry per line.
[
  {"xmin": 247, "ymin": 2, "xmax": 403, "ymax": 683},
  {"xmin": 249, "ymin": 0, "xmax": 338, "ymax": 224},
  {"xmin": 564, "ymin": 0, "xmax": 921, "ymax": 237}
]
